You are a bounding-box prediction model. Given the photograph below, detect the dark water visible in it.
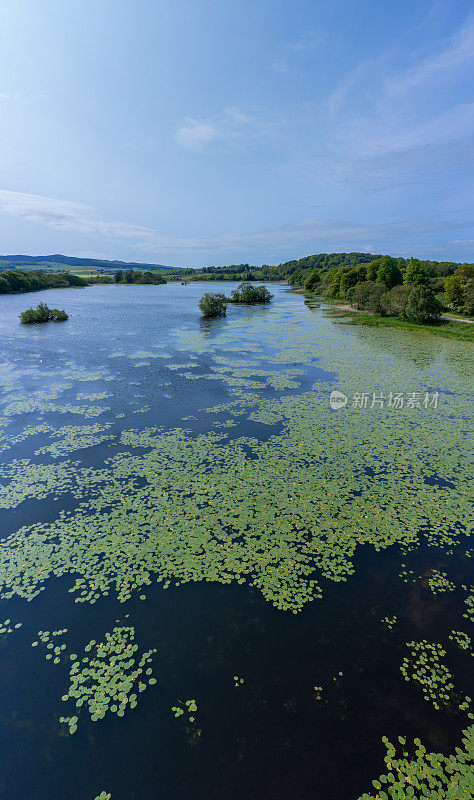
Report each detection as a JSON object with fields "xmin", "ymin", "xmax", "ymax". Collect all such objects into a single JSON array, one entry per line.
[{"xmin": 0, "ymin": 283, "xmax": 472, "ymax": 800}]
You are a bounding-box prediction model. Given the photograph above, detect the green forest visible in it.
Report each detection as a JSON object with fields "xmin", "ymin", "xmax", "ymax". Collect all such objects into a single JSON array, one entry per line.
[{"xmin": 0, "ymin": 268, "xmax": 167, "ymax": 294}]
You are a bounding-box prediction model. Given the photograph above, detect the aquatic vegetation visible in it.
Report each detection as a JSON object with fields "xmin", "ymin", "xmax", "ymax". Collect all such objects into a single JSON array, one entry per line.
[
  {"xmin": 462, "ymin": 586, "xmax": 474, "ymax": 623},
  {"xmin": 76, "ymin": 392, "xmax": 112, "ymax": 401},
  {"xmin": 93, "ymin": 792, "xmax": 111, "ymax": 800},
  {"xmin": 358, "ymin": 724, "xmax": 474, "ymax": 800},
  {"xmin": 0, "ymin": 619, "xmax": 22, "ymax": 635},
  {"xmin": 449, "ymin": 630, "xmax": 472, "ymax": 654},
  {"xmin": 172, "ymin": 699, "xmax": 198, "ymax": 724},
  {"xmin": 427, "ymin": 569, "xmax": 456, "ymax": 595},
  {"xmin": 33, "ymin": 424, "xmax": 114, "ymax": 458},
  {"xmin": 0, "ymin": 284, "xmax": 471, "ymax": 797},
  {"xmin": 0, "ymin": 373, "xmax": 472, "ymax": 612},
  {"xmin": 398, "ymin": 565, "xmax": 417, "ymax": 584},
  {"xmin": 32, "ymin": 629, "xmax": 68, "ymax": 664},
  {"xmin": 400, "ymin": 641, "xmax": 454, "ymax": 710},
  {"xmin": 0, "ymin": 423, "xmax": 54, "ymax": 455},
  {"xmin": 60, "ymin": 626, "xmax": 157, "ymax": 733}
]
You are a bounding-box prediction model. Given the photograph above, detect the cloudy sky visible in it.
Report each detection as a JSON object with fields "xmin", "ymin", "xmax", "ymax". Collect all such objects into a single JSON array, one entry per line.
[{"xmin": 0, "ymin": 0, "xmax": 473, "ymax": 266}]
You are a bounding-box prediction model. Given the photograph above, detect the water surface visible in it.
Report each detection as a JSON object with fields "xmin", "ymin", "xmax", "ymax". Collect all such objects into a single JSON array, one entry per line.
[{"xmin": 0, "ymin": 283, "xmax": 472, "ymax": 800}]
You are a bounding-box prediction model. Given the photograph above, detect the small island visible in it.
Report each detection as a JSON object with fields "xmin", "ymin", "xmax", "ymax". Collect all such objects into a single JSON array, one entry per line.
[
  {"xmin": 199, "ymin": 282, "xmax": 273, "ymax": 317},
  {"xmin": 19, "ymin": 302, "xmax": 68, "ymax": 324},
  {"xmin": 198, "ymin": 292, "xmax": 228, "ymax": 318}
]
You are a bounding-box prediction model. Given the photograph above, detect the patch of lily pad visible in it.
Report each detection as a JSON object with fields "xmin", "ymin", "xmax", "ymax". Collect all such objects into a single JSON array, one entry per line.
[
  {"xmin": 0, "ymin": 619, "xmax": 22, "ymax": 635},
  {"xmin": 400, "ymin": 640, "xmax": 454, "ymax": 710},
  {"xmin": 461, "ymin": 586, "xmax": 474, "ymax": 623},
  {"xmin": 449, "ymin": 630, "xmax": 472, "ymax": 655},
  {"xmin": 427, "ymin": 569, "xmax": 456, "ymax": 595},
  {"xmin": 60, "ymin": 626, "xmax": 157, "ymax": 734},
  {"xmin": 31, "ymin": 628, "xmax": 68, "ymax": 663},
  {"xmin": 357, "ymin": 725, "xmax": 474, "ymax": 800}
]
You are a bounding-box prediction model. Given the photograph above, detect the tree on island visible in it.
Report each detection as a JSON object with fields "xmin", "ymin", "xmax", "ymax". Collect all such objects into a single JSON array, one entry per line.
[
  {"xmin": 230, "ymin": 282, "xmax": 273, "ymax": 304},
  {"xmin": 198, "ymin": 292, "xmax": 228, "ymax": 318},
  {"xmin": 19, "ymin": 302, "xmax": 68, "ymax": 324}
]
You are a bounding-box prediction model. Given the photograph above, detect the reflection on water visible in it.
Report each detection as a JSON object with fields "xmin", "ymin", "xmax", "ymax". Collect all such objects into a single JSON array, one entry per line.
[{"xmin": 0, "ymin": 283, "xmax": 472, "ymax": 800}]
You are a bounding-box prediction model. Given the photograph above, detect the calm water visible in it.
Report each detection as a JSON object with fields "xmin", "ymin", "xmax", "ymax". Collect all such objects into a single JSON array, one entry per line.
[{"xmin": 0, "ymin": 283, "xmax": 472, "ymax": 800}]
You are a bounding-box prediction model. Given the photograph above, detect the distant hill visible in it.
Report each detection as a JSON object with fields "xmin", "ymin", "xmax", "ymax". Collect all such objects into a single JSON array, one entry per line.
[{"xmin": 0, "ymin": 254, "xmax": 174, "ymax": 271}]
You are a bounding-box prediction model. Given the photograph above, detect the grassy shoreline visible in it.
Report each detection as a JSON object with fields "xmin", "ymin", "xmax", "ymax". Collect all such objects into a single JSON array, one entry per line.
[
  {"xmin": 295, "ymin": 288, "xmax": 474, "ymax": 341},
  {"xmin": 326, "ymin": 306, "xmax": 474, "ymax": 342}
]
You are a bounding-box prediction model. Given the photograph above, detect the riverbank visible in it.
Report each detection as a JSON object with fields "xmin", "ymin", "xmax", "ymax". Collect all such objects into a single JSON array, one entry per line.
[
  {"xmin": 295, "ymin": 290, "xmax": 474, "ymax": 341},
  {"xmin": 326, "ymin": 304, "xmax": 474, "ymax": 342}
]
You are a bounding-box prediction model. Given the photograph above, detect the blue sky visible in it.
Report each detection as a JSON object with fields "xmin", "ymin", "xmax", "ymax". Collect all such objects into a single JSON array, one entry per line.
[{"xmin": 0, "ymin": 0, "xmax": 473, "ymax": 266}]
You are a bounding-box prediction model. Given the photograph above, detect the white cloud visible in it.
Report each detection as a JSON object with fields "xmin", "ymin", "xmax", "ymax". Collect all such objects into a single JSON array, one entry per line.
[
  {"xmin": 0, "ymin": 190, "xmax": 152, "ymax": 240},
  {"xmin": 173, "ymin": 106, "xmax": 278, "ymax": 151},
  {"xmin": 173, "ymin": 119, "xmax": 220, "ymax": 151},
  {"xmin": 322, "ymin": 12, "xmax": 474, "ymax": 192},
  {"xmin": 0, "ymin": 190, "xmax": 472, "ymax": 261},
  {"xmin": 273, "ymin": 29, "xmax": 326, "ymax": 73},
  {"xmin": 342, "ymin": 103, "xmax": 474, "ymax": 158},
  {"xmin": 138, "ymin": 215, "xmax": 474, "ymax": 256},
  {"xmin": 386, "ymin": 13, "xmax": 474, "ymax": 96}
]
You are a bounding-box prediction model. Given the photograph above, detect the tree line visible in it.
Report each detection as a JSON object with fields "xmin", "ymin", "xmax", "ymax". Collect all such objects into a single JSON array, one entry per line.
[
  {"xmin": 301, "ymin": 255, "xmax": 473, "ymax": 321},
  {"xmin": 0, "ymin": 268, "xmax": 167, "ymax": 294},
  {"xmin": 0, "ymin": 269, "xmax": 88, "ymax": 294}
]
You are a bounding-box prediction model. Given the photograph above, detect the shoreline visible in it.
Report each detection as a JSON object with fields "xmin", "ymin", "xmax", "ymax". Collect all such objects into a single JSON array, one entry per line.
[{"xmin": 326, "ymin": 304, "xmax": 474, "ymax": 342}]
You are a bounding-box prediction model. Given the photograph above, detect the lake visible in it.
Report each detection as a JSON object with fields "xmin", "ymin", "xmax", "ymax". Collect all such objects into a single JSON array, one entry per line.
[{"xmin": 0, "ymin": 282, "xmax": 472, "ymax": 800}]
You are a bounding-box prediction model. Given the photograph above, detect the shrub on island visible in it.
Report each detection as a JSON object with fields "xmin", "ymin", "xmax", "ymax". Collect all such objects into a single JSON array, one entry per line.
[
  {"xmin": 19, "ymin": 303, "xmax": 69, "ymax": 324},
  {"xmin": 230, "ymin": 282, "xmax": 273, "ymax": 304},
  {"xmin": 198, "ymin": 292, "xmax": 228, "ymax": 318}
]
